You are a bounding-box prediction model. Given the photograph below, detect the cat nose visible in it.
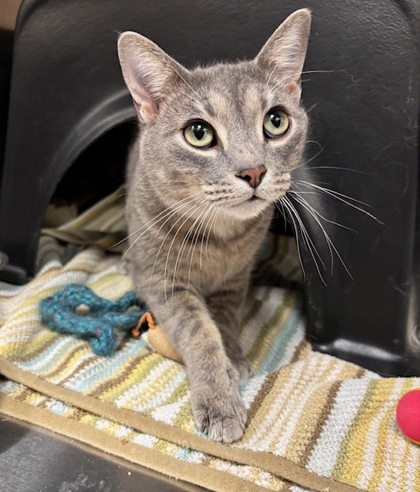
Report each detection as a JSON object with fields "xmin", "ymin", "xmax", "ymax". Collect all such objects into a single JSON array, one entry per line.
[{"xmin": 237, "ymin": 165, "xmax": 267, "ymax": 189}]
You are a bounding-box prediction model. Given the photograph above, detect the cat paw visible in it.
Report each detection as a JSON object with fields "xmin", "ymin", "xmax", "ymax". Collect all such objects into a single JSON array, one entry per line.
[
  {"xmin": 193, "ymin": 390, "xmax": 247, "ymax": 444},
  {"xmin": 230, "ymin": 357, "xmax": 252, "ymax": 381}
]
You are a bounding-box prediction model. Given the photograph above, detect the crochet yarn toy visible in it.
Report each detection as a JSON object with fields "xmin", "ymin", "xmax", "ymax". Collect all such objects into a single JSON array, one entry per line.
[
  {"xmin": 396, "ymin": 388, "xmax": 420, "ymax": 444},
  {"xmin": 40, "ymin": 284, "xmax": 147, "ymax": 355},
  {"xmin": 40, "ymin": 284, "xmax": 183, "ymax": 363}
]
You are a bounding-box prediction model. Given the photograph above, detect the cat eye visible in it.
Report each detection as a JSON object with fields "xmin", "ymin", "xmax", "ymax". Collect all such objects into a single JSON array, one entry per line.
[
  {"xmin": 183, "ymin": 121, "xmax": 216, "ymax": 149},
  {"xmin": 263, "ymin": 109, "xmax": 290, "ymax": 138}
]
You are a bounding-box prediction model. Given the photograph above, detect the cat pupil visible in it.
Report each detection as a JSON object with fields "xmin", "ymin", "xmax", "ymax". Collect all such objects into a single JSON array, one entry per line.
[
  {"xmin": 193, "ymin": 124, "xmax": 205, "ymax": 140},
  {"xmin": 270, "ymin": 112, "xmax": 281, "ymax": 127}
]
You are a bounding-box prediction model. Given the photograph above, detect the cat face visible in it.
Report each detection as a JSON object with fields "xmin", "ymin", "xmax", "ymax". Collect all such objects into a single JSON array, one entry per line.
[{"xmin": 118, "ymin": 9, "xmax": 311, "ymax": 221}]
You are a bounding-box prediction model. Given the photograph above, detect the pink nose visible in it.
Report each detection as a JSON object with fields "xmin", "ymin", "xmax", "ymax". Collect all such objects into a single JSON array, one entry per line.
[{"xmin": 237, "ymin": 165, "xmax": 267, "ymax": 189}]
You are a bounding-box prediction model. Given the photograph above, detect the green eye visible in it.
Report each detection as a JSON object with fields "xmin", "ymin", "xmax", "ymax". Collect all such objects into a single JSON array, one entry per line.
[
  {"xmin": 263, "ymin": 109, "xmax": 290, "ymax": 138},
  {"xmin": 184, "ymin": 121, "xmax": 215, "ymax": 148}
]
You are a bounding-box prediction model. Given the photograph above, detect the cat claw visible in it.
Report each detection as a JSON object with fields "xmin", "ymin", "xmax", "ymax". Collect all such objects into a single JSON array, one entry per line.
[
  {"xmin": 193, "ymin": 390, "xmax": 247, "ymax": 444},
  {"xmin": 203, "ymin": 414, "xmax": 245, "ymax": 444}
]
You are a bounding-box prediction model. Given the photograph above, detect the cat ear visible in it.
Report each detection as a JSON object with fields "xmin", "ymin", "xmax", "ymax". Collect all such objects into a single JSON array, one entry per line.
[
  {"xmin": 118, "ymin": 32, "xmax": 188, "ymax": 123},
  {"xmin": 256, "ymin": 9, "xmax": 311, "ymax": 98}
]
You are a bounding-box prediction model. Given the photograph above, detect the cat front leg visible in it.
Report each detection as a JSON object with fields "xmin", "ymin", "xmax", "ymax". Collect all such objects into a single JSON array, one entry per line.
[
  {"xmin": 144, "ymin": 286, "xmax": 247, "ymax": 443},
  {"xmin": 207, "ymin": 289, "xmax": 252, "ymax": 380}
]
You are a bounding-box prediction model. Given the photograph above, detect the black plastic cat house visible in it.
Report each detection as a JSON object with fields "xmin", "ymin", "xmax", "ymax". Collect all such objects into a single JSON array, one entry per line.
[{"xmin": 0, "ymin": 0, "xmax": 418, "ymax": 376}]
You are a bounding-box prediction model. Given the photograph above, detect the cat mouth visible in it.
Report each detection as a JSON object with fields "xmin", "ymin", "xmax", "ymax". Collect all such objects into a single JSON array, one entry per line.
[
  {"xmin": 243, "ymin": 194, "xmax": 266, "ymax": 207},
  {"xmin": 227, "ymin": 193, "xmax": 266, "ymax": 210},
  {"xmin": 248, "ymin": 196, "xmax": 260, "ymax": 202}
]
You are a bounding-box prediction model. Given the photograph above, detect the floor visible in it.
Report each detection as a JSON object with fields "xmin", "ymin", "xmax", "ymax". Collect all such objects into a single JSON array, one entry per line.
[{"xmin": 0, "ymin": 414, "xmax": 204, "ymax": 492}]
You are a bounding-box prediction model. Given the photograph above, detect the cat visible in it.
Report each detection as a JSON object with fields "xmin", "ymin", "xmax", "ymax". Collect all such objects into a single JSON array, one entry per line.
[{"xmin": 117, "ymin": 8, "xmax": 311, "ymax": 443}]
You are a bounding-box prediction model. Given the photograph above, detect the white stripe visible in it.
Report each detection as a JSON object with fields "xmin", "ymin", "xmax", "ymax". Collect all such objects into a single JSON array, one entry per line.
[
  {"xmin": 307, "ymin": 378, "xmax": 372, "ymax": 477},
  {"xmin": 115, "ymin": 360, "xmax": 182, "ymax": 410},
  {"xmin": 131, "ymin": 432, "xmax": 158, "ymax": 449},
  {"xmin": 16, "ymin": 337, "xmax": 73, "ymax": 371},
  {"xmin": 151, "ymin": 393, "xmax": 190, "ymax": 424},
  {"xmin": 359, "ymin": 379, "xmax": 405, "ymax": 489},
  {"xmin": 273, "ymin": 357, "xmax": 341, "ymax": 455},
  {"xmin": 241, "ymin": 358, "xmax": 309, "ymax": 449},
  {"xmin": 380, "ymin": 413, "xmax": 409, "ymax": 492},
  {"xmin": 49, "ymin": 351, "xmax": 96, "ymax": 384},
  {"xmin": 241, "ymin": 373, "xmax": 267, "ymax": 410},
  {"xmin": 405, "ymin": 430, "xmax": 420, "ymax": 492}
]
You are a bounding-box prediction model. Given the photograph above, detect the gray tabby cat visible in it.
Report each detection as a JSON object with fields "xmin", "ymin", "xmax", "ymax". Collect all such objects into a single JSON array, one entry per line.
[{"xmin": 117, "ymin": 9, "xmax": 311, "ymax": 443}]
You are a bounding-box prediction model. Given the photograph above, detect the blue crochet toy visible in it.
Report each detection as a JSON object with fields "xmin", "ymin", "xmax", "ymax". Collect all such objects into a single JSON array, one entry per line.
[{"xmin": 39, "ymin": 284, "xmax": 152, "ymax": 356}]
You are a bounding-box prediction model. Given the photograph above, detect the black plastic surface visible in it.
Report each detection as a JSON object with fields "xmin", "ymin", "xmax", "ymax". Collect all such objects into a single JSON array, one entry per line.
[
  {"xmin": 0, "ymin": 29, "xmax": 13, "ymax": 190},
  {"xmin": 0, "ymin": 415, "xmax": 204, "ymax": 492},
  {"xmin": 0, "ymin": 0, "xmax": 418, "ymax": 375}
]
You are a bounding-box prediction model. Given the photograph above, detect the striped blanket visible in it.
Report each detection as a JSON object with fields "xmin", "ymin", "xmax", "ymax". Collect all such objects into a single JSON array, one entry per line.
[{"xmin": 0, "ymin": 189, "xmax": 418, "ymax": 492}]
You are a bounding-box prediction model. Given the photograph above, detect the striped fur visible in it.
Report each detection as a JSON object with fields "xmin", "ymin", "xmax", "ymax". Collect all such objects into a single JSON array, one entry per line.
[{"xmin": 118, "ymin": 9, "xmax": 311, "ymax": 442}]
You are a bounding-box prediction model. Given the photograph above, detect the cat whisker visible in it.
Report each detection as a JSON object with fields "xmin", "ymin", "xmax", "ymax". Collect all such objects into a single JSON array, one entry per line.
[
  {"xmin": 288, "ymin": 191, "xmax": 355, "ymax": 232},
  {"xmin": 267, "ymin": 69, "xmax": 350, "ymax": 98},
  {"xmin": 186, "ymin": 204, "xmax": 216, "ymax": 291},
  {"xmin": 263, "ymin": 65, "xmax": 279, "ymax": 92},
  {"xmin": 133, "ymin": 166, "xmax": 163, "ymax": 189},
  {"xmin": 295, "ymin": 180, "xmax": 383, "ymax": 222},
  {"xmin": 115, "ymin": 191, "xmax": 202, "ymax": 249},
  {"xmin": 275, "ymin": 198, "xmax": 307, "ymax": 281},
  {"xmin": 148, "ymin": 200, "xmax": 201, "ymax": 298},
  {"xmin": 175, "ymin": 88, "xmax": 201, "ymax": 106},
  {"xmin": 275, "ymin": 198, "xmax": 288, "ymax": 232},
  {"xmin": 172, "ymin": 213, "xmax": 202, "ymax": 291},
  {"xmin": 169, "ymin": 200, "xmax": 213, "ymax": 302},
  {"xmin": 305, "ymin": 139, "xmax": 323, "ymax": 151},
  {"xmin": 133, "ymin": 164, "xmax": 206, "ymax": 190},
  {"xmin": 171, "ymin": 202, "xmax": 214, "ymax": 300},
  {"xmin": 195, "ymin": 205, "xmax": 224, "ymax": 287},
  {"xmin": 300, "ymin": 69, "xmax": 338, "ymax": 75},
  {"xmin": 299, "ymin": 165, "xmax": 373, "ymax": 175},
  {"xmin": 118, "ymin": 192, "xmax": 201, "ymax": 259},
  {"xmin": 283, "ymin": 195, "xmax": 326, "ymax": 271},
  {"xmin": 292, "ymin": 142, "xmax": 327, "ymax": 171},
  {"xmin": 288, "ymin": 190, "xmax": 318, "ymax": 195},
  {"xmin": 157, "ymin": 198, "xmax": 208, "ymax": 303},
  {"xmin": 123, "ymin": 195, "xmax": 203, "ymax": 266},
  {"xmin": 280, "ymin": 195, "xmax": 327, "ymax": 285},
  {"xmin": 201, "ymin": 205, "xmax": 220, "ymax": 266},
  {"xmin": 187, "ymin": 204, "xmax": 222, "ymax": 288},
  {"xmin": 116, "ymin": 180, "xmax": 194, "ymax": 200},
  {"xmin": 289, "ymin": 192, "xmax": 353, "ymax": 278},
  {"xmin": 172, "ymin": 67, "xmax": 202, "ymax": 100},
  {"xmin": 208, "ymin": 206, "xmax": 223, "ymax": 259},
  {"xmin": 305, "ymin": 103, "xmax": 319, "ymax": 114},
  {"xmin": 194, "ymin": 203, "xmax": 216, "ymax": 271},
  {"xmin": 267, "ymin": 71, "xmax": 308, "ymax": 94}
]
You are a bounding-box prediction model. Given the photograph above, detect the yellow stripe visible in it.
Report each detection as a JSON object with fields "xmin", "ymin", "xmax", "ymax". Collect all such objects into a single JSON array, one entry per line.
[
  {"xmin": 333, "ymin": 380, "xmax": 395, "ymax": 485},
  {"xmin": 98, "ymin": 353, "xmax": 164, "ymax": 403},
  {"xmin": 134, "ymin": 364, "xmax": 184, "ymax": 413},
  {"xmin": 1, "ymin": 331, "xmax": 57, "ymax": 360}
]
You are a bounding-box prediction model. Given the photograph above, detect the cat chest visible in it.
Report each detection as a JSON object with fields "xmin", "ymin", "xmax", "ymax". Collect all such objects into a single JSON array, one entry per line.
[{"xmin": 171, "ymin": 235, "xmax": 258, "ymax": 294}]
